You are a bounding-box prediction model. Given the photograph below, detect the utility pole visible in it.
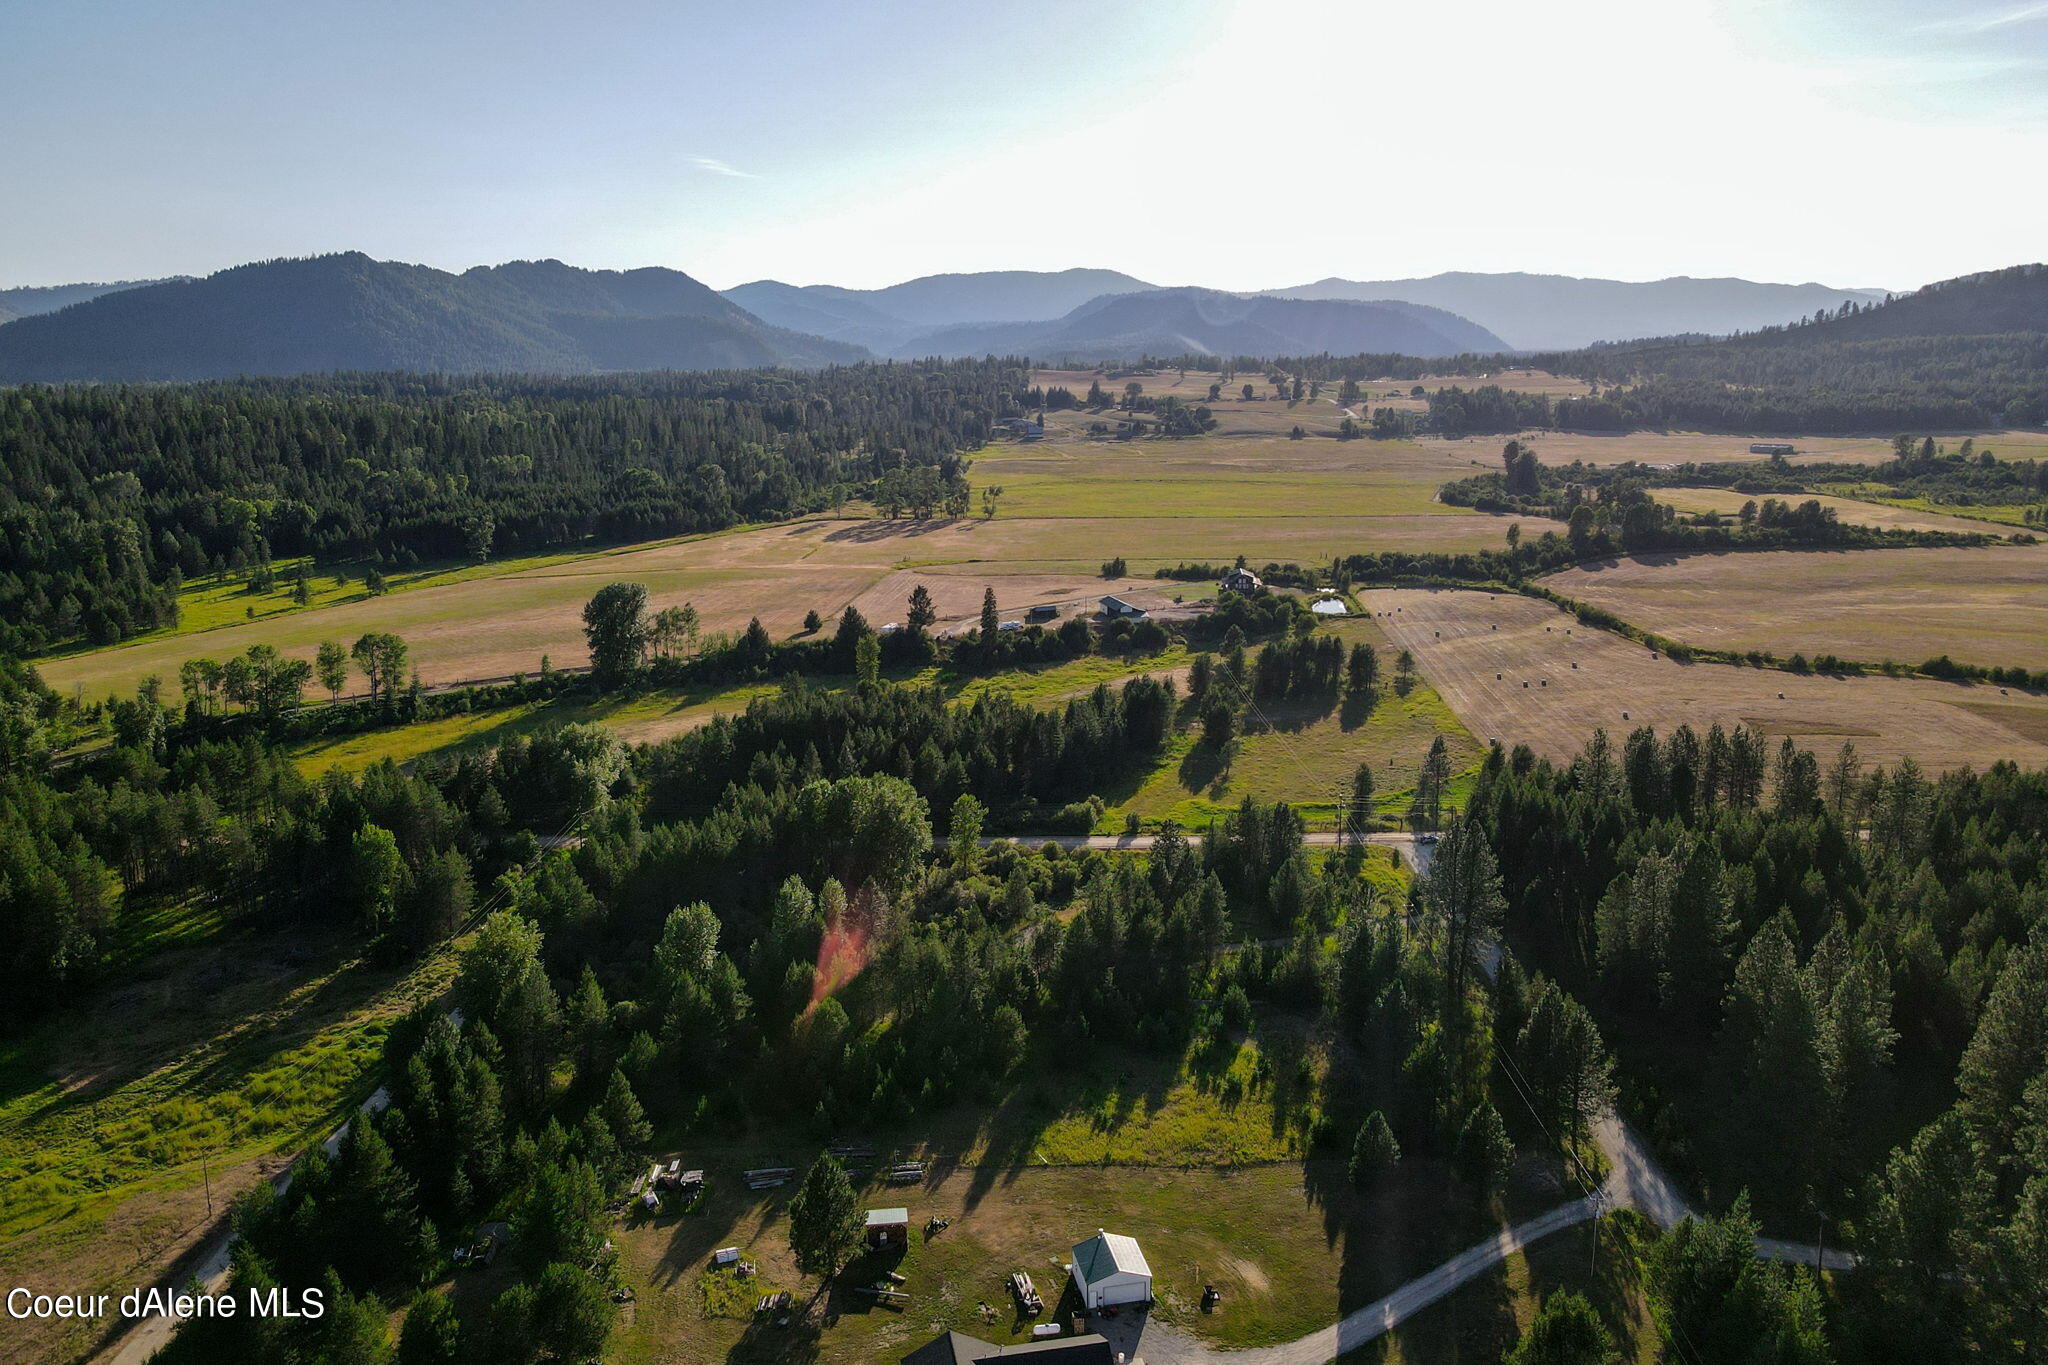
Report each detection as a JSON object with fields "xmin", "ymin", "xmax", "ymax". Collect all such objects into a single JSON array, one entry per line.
[
  {"xmin": 1815, "ymin": 1210, "xmax": 1829, "ymax": 1276},
  {"xmin": 202, "ymin": 1150, "xmax": 213, "ymax": 1219}
]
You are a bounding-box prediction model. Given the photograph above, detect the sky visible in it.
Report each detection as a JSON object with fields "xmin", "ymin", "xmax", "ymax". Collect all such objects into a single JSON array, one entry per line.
[{"xmin": 4, "ymin": 0, "xmax": 2047, "ymax": 292}]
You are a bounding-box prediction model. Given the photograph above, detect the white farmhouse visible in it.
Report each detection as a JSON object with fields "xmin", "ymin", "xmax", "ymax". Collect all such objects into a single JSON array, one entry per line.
[{"xmin": 1070, "ymin": 1229, "xmax": 1153, "ymax": 1310}]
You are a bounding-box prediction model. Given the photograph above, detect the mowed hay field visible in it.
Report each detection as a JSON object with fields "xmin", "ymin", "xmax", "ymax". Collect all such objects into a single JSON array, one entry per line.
[
  {"xmin": 1545, "ymin": 547, "xmax": 2048, "ymax": 672},
  {"xmin": 1648, "ymin": 487, "xmax": 2021, "ymax": 537},
  {"xmin": 1361, "ymin": 588, "xmax": 2048, "ymax": 771}
]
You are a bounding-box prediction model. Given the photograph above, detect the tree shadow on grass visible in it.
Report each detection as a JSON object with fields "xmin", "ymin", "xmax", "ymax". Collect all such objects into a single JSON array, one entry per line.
[
  {"xmin": 724, "ymin": 1306, "xmax": 824, "ymax": 1363},
  {"xmin": 1302, "ymin": 1154, "xmax": 1539, "ymax": 1337},
  {"xmin": 953, "ymin": 1045, "xmax": 1181, "ymax": 1215},
  {"xmin": 1178, "ymin": 740, "xmax": 1231, "ymax": 798},
  {"xmin": 821, "ymin": 518, "xmax": 966, "ymax": 544},
  {"xmin": 1246, "ymin": 691, "xmax": 1339, "ymax": 736}
]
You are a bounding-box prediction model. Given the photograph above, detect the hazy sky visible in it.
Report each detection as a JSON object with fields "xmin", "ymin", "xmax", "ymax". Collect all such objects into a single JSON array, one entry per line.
[{"xmin": 5, "ymin": 0, "xmax": 2046, "ymax": 291}]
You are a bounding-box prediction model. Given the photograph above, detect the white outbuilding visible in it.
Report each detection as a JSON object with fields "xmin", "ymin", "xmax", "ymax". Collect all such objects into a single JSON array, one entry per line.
[{"xmin": 1070, "ymin": 1229, "xmax": 1153, "ymax": 1310}]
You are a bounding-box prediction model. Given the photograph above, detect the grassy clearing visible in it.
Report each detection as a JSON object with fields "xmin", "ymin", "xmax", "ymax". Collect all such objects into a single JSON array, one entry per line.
[
  {"xmin": 0, "ymin": 933, "xmax": 453, "ymax": 1239},
  {"xmin": 0, "ymin": 929, "xmax": 457, "ymax": 1365},
  {"xmin": 611, "ymin": 1153, "xmax": 1577, "ymax": 1364},
  {"xmin": 1105, "ymin": 620, "xmax": 1484, "ymax": 831}
]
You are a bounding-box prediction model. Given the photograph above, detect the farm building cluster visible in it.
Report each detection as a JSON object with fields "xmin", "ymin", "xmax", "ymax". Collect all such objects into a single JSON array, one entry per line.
[{"xmin": 635, "ymin": 1146, "xmax": 1161, "ymax": 1355}]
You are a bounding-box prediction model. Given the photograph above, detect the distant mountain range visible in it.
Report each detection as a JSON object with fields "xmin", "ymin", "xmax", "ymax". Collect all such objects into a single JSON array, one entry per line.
[
  {"xmin": 903, "ymin": 287, "xmax": 1507, "ymax": 360},
  {"xmin": 1262, "ymin": 272, "xmax": 1891, "ymax": 350},
  {"xmin": 727, "ymin": 268, "xmax": 1152, "ymax": 341},
  {"xmin": 0, "ymin": 256, "xmax": 1943, "ymax": 382},
  {"xmin": 0, "ymin": 254, "xmax": 863, "ymax": 382},
  {"xmin": 725, "ymin": 267, "xmax": 1889, "ymax": 355},
  {"xmin": 727, "ymin": 273, "xmax": 1505, "ymax": 358},
  {"xmin": 0, "ymin": 277, "xmax": 180, "ymax": 324}
]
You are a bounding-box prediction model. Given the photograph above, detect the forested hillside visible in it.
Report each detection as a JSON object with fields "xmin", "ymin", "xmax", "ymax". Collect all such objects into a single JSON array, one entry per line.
[
  {"xmin": 0, "ymin": 362, "xmax": 1024, "ymax": 652},
  {"xmin": 0, "ymin": 254, "xmax": 867, "ymax": 383}
]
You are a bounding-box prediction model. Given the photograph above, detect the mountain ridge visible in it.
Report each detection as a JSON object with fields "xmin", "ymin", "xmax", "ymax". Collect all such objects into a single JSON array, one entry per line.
[
  {"xmin": 0, "ymin": 254, "xmax": 865, "ymax": 382},
  {"xmin": 0, "ymin": 277, "xmax": 186, "ymax": 325},
  {"xmin": 1265, "ymin": 270, "xmax": 1891, "ymax": 349}
]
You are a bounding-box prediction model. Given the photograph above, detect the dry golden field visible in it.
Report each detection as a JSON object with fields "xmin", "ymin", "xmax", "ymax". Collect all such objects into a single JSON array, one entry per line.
[
  {"xmin": 1649, "ymin": 487, "xmax": 2022, "ymax": 537},
  {"xmin": 1361, "ymin": 587, "xmax": 2048, "ymax": 771},
  {"xmin": 1543, "ymin": 547, "xmax": 2048, "ymax": 671}
]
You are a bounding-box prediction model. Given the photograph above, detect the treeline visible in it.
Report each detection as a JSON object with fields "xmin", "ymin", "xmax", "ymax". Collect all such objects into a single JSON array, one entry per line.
[
  {"xmin": 0, "ymin": 360, "xmax": 1030, "ymax": 652},
  {"xmin": 637, "ymin": 675, "xmax": 1180, "ymax": 830},
  {"xmin": 1465, "ymin": 728, "xmax": 2048, "ymax": 1360},
  {"xmin": 1420, "ymin": 364, "xmax": 2044, "ymax": 436},
  {"xmin": 1440, "ymin": 441, "xmax": 1997, "ymax": 550}
]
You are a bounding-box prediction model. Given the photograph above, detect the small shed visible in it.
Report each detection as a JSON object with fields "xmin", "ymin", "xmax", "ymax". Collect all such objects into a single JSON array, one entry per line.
[
  {"xmin": 1027, "ymin": 604, "xmax": 1059, "ymax": 622},
  {"xmin": 866, "ymin": 1207, "xmax": 910, "ymax": 1251},
  {"xmin": 1070, "ymin": 1228, "xmax": 1153, "ymax": 1309},
  {"xmin": 1749, "ymin": 442, "xmax": 1796, "ymax": 455}
]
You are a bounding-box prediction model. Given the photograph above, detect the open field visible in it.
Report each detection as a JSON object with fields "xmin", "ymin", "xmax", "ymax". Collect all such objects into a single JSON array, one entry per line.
[
  {"xmin": 0, "ymin": 928, "xmax": 454, "ymax": 1365},
  {"xmin": 1545, "ymin": 546, "xmax": 2048, "ymax": 671},
  {"xmin": 1361, "ymin": 587, "xmax": 2048, "ymax": 771},
  {"xmin": 610, "ymin": 1155, "xmax": 1577, "ymax": 1364},
  {"xmin": 46, "ymin": 419, "xmax": 1539, "ymax": 702},
  {"xmin": 1649, "ymin": 485, "xmax": 2025, "ymax": 537},
  {"xmin": 33, "ymin": 544, "xmax": 613, "ymax": 664},
  {"xmin": 1107, "ymin": 618, "xmax": 1485, "ymax": 829},
  {"xmin": 1487, "ymin": 427, "xmax": 2048, "ymax": 467}
]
